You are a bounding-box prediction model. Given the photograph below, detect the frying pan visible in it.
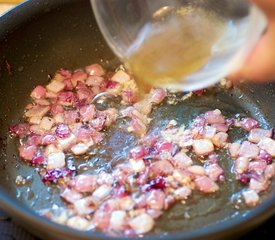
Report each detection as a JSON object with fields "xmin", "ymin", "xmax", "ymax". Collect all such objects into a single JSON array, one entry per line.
[{"xmin": 0, "ymin": 0, "xmax": 275, "ymax": 239}]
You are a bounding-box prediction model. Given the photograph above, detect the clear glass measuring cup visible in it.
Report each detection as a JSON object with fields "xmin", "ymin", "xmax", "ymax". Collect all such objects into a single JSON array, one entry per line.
[{"xmin": 91, "ymin": 0, "xmax": 267, "ymax": 91}]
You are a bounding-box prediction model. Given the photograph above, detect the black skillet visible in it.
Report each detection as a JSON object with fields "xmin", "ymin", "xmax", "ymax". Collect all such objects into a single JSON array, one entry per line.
[{"xmin": 0, "ymin": 0, "xmax": 275, "ymax": 240}]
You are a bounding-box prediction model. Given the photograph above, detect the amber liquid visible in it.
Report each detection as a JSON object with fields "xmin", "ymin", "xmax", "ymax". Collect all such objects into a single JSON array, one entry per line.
[{"xmin": 126, "ymin": 7, "xmax": 225, "ymax": 89}]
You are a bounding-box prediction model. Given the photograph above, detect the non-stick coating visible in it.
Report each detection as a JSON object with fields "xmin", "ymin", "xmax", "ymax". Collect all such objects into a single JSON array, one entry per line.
[{"xmin": 0, "ymin": 1, "xmax": 275, "ymax": 240}]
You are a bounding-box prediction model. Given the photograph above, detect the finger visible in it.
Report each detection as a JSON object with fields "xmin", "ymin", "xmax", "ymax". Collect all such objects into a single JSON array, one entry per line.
[
  {"xmin": 229, "ymin": 22, "xmax": 275, "ymax": 82},
  {"xmin": 251, "ymin": 0, "xmax": 275, "ymax": 18}
]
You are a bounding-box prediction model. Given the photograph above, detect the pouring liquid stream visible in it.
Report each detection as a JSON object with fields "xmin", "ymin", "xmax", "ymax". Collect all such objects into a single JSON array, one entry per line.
[{"xmin": 125, "ymin": 6, "xmax": 226, "ymax": 91}]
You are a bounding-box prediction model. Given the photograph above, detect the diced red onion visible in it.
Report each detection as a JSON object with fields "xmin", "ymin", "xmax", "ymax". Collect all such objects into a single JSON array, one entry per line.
[
  {"xmin": 204, "ymin": 109, "xmax": 225, "ymax": 124},
  {"xmin": 130, "ymin": 118, "xmax": 147, "ymax": 137},
  {"xmin": 205, "ymin": 163, "xmax": 224, "ymax": 181},
  {"xmin": 149, "ymin": 88, "xmax": 167, "ymax": 104},
  {"xmin": 63, "ymin": 79, "xmax": 74, "ymax": 91},
  {"xmin": 146, "ymin": 190, "xmax": 165, "ymax": 210},
  {"xmin": 121, "ymin": 89, "xmax": 138, "ymax": 104},
  {"xmin": 193, "ymin": 139, "xmax": 214, "ymax": 156},
  {"xmin": 144, "ymin": 176, "xmax": 167, "ymax": 192},
  {"xmin": 149, "ymin": 160, "xmax": 174, "ymax": 177},
  {"xmin": 30, "ymin": 85, "xmax": 46, "ymax": 99},
  {"xmin": 228, "ymin": 142, "xmax": 241, "ymax": 158},
  {"xmin": 193, "ymin": 89, "xmax": 205, "ymax": 95},
  {"xmin": 71, "ymin": 70, "xmax": 87, "ymax": 86},
  {"xmin": 59, "ymin": 68, "xmax": 72, "ymax": 78},
  {"xmin": 90, "ymin": 116, "xmax": 106, "ymax": 131},
  {"xmin": 42, "ymin": 167, "xmax": 74, "ymax": 183},
  {"xmin": 51, "ymin": 104, "xmax": 64, "ymax": 116},
  {"xmin": 194, "ymin": 176, "xmax": 219, "ymax": 193},
  {"xmin": 237, "ymin": 173, "xmax": 251, "ymax": 184},
  {"xmin": 74, "ymin": 175, "xmax": 97, "ymax": 193},
  {"xmin": 30, "ymin": 151, "xmax": 45, "ymax": 166},
  {"xmin": 129, "ymin": 213, "xmax": 154, "ymax": 235},
  {"xmin": 235, "ymin": 157, "xmax": 250, "ymax": 174},
  {"xmin": 46, "ymin": 80, "xmax": 66, "ymax": 93},
  {"xmin": 239, "ymin": 141, "xmax": 259, "ymax": 159},
  {"xmin": 258, "ymin": 137, "xmax": 275, "ymax": 157},
  {"xmin": 85, "ymin": 64, "xmax": 105, "ymax": 76},
  {"xmin": 9, "ymin": 123, "xmax": 30, "ymax": 137},
  {"xmin": 106, "ymin": 80, "xmax": 118, "ymax": 89},
  {"xmin": 41, "ymin": 134, "xmax": 57, "ymax": 145},
  {"xmin": 111, "ymin": 70, "xmax": 130, "ymax": 84},
  {"xmin": 19, "ymin": 145, "xmax": 37, "ymax": 161},
  {"xmin": 238, "ymin": 117, "xmax": 259, "ymax": 131},
  {"xmin": 61, "ymin": 188, "xmax": 83, "ymax": 203},
  {"xmin": 55, "ymin": 123, "xmax": 71, "ymax": 139},
  {"xmin": 248, "ymin": 128, "xmax": 273, "ymax": 143},
  {"xmin": 25, "ymin": 105, "xmax": 50, "ymax": 118},
  {"xmin": 57, "ymin": 91, "xmax": 75, "ymax": 106},
  {"xmin": 171, "ymin": 151, "xmax": 193, "ymax": 169},
  {"xmin": 211, "ymin": 123, "xmax": 228, "ymax": 132},
  {"xmin": 129, "ymin": 146, "xmax": 147, "ymax": 160},
  {"xmin": 242, "ymin": 189, "xmax": 259, "ymax": 207},
  {"xmin": 258, "ymin": 150, "xmax": 273, "ymax": 164},
  {"xmin": 114, "ymin": 185, "xmax": 129, "ymax": 198}
]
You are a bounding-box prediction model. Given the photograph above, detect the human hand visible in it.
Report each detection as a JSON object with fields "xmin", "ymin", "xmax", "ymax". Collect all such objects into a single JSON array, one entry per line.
[{"xmin": 230, "ymin": 0, "xmax": 275, "ymax": 82}]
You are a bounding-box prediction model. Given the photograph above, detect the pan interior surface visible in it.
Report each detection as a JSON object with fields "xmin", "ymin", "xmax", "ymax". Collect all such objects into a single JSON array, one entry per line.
[
  {"xmin": 0, "ymin": 0, "xmax": 275, "ymax": 239},
  {"xmin": 3, "ymin": 86, "xmax": 275, "ymax": 235}
]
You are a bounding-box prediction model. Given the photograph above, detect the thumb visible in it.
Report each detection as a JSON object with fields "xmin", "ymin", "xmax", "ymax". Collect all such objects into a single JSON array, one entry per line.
[
  {"xmin": 251, "ymin": 0, "xmax": 275, "ymax": 19},
  {"xmin": 230, "ymin": 21, "xmax": 275, "ymax": 82}
]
